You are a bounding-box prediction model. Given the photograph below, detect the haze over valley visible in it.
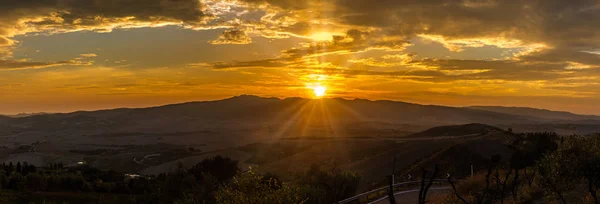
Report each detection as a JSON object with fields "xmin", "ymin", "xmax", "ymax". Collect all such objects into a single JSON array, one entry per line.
[{"xmin": 1, "ymin": 95, "xmax": 598, "ymax": 191}]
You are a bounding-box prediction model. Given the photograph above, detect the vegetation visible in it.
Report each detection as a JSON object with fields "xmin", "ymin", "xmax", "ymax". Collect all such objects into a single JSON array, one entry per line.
[
  {"xmin": 7, "ymin": 130, "xmax": 600, "ymax": 204},
  {"xmin": 437, "ymin": 132, "xmax": 600, "ymax": 203},
  {"xmin": 0, "ymin": 156, "xmax": 361, "ymax": 204}
]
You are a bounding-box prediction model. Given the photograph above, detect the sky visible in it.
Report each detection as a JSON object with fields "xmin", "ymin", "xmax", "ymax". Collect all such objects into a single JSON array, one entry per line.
[{"xmin": 1, "ymin": 0, "xmax": 600, "ymax": 115}]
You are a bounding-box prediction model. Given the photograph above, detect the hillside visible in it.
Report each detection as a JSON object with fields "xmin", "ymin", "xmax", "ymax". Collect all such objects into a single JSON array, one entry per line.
[
  {"xmin": 398, "ymin": 124, "xmax": 518, "ymax": 180},
  {"xmin": 223, "ymin": 123, "xmax": 517, "ymax": 190},
  {"xmin": 0, "ymin": 95, "xmax": 598, "ymax": 175},
  {"xmin": 408, "ymin": 123, "xmax": 505, "ymax": 138},
  {"xmin": 1, "ymin": 95, "xmax": 593, "ymax": 137},
  {"xmin": 1, "ymin": 95, "xmax": 599, "ymax": 143},
  {"xmin": 7, "ymin": 112, "xmax": 52, "ymax": 118},
  {"xmin": 468, "ymin": 106, "xmax": 600, "ymax": 121}
]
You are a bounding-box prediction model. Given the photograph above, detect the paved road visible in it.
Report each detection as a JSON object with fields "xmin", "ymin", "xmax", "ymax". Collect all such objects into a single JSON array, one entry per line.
[{"xmin": 371, "ymin": 187, "xmax": 452, "ymax": 204}]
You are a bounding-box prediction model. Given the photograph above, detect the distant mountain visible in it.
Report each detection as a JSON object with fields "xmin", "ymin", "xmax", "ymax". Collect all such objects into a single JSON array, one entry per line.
[
  {"xmin": 408, "ymin": 123, "xmax": 504, "ymax": 138},
  {"xmin": 7, "ymin": 112, "xmax": 52, "ymax": 118},
  {"xmin": 467, "ymin": 106, "xmax": 600, "ymax": 121},
  {"xmin": 0, "ymin": 95, "xmax": 598, "ymax": 137},
  {"xmin": 0, "ymin": 95, "xmax": 598, "ymax": 177}
]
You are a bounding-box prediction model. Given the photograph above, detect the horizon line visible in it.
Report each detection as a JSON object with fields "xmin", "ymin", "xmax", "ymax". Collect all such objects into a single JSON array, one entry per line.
[{"xmin": 1, "ymin": 94, "xmax": 597, "ymax": 117}]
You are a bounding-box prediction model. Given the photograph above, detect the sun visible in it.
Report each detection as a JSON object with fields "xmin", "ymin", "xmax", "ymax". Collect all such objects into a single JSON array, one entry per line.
[{"xmin": 313, "ymin": 86, "xmax": 327, "ymax": 98}]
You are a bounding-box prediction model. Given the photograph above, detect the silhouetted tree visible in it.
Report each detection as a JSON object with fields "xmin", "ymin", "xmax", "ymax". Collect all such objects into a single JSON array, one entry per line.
[
  {"xmin": 188, "ymin": 155, "xmax": 238, "ymax": 185},
  {"xmin": 16, "ymin": 162, "xmax": 22, "ymax": 173},
  {"xmin": 418, "ymin": 164, "xmax": 439, "ymax": 204},
  {"xmin": 8, "ymin": 162, "xmax": 13, "ymax": 173}
]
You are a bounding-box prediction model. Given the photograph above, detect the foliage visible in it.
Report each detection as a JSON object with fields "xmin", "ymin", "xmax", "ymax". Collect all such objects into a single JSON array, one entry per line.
[
  {"xmin": 188, "ymin": 155, "xmax": 238, "ymax": 185},
  {"xmin": 214, "ymin": 163, "xmax": 361, "ymax": 204},
  {"xmin": 443, "ymin": 133, "xmax": 600, "ymax": 204},
  {"xmin": 294, "ymin": 163, "xmax": 361, "ymax": 204},
  {"xmin": 513, "ymin": 132, "xmax": 559, "ymax": 166},
  {"xmin": 0, "ymin": 155, "xmax": 364, "ymax": 204},
  {"xmin": 537, "ymin": 135, "xmax": 600, "ymax": 203},
  {"xmin": 0, "ymin": 155, "xmax": 240, "ymax": 203},
  {"xmin": 215, "ymin": 168, "xmax": 306, "ymax": 204}
]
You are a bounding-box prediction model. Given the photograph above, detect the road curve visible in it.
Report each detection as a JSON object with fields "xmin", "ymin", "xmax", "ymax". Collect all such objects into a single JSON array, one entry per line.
[{"xmin": 370, "ymin": 187, "xmax": 452, "ymax": 204}]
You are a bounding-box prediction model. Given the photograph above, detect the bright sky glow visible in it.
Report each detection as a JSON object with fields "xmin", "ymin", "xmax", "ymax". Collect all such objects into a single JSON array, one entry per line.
[{"xmin": 1, "ymin": 0, "xmax": 600, "ymax": 115}]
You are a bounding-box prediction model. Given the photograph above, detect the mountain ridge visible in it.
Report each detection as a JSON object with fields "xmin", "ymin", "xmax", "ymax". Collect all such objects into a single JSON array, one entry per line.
[
  {"xmin": 467, "ymin": 105, "xmax": 600, "ymax": 121},
  {"xmin": 5, "ymin": 95, "xmax": 598, "ymax": 119},
  {"xmin": 1, "ymin": 95, "xmax": 598, "ymax": 137}
]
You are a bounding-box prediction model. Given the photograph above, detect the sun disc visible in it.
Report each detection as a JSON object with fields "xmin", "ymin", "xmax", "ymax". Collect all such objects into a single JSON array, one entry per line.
[{"xmin": 313, "ymin": 86, "xmax": 327, "ymax": 98}]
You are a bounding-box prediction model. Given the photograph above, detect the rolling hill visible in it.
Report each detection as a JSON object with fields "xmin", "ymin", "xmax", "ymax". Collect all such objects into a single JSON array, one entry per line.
[
  {"xmin": 468, "ymin": 106, "xmax": 600, "ymax": 121},
  {"xmin": 408, "ymin": 123, "xmax": 504, "ymax": 138},
  {"xmin": 230, "ymin": 123, "xmax": 518, "ymax": 190},
  {"xmin": 1, "ymin": 95, "xmax": 597, "ymax": 138},
  {"xmin": 0, "ymin": 95, "xmax": 598, "ymax": 177}
]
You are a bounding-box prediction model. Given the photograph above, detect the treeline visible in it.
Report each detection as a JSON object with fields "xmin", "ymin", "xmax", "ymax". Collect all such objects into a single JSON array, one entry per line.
[
  {"xmin": 0, "ymin": 156, "xmax": 361, "ymax": 203},
  {"xmin": 437, "ymin": 132, "xmax": 600, "ymax": 203}
]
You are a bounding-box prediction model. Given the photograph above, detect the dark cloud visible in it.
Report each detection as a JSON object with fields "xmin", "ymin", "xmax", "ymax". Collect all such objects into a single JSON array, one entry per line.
[
  {"xmin": 201, "ymin": 0, "xmax": 600, "ymax": 88},
  {"xmin": 209, "ymin": 29, "xmax": 409, "ymax": 70},
  {"xmin": 335, "ymin": 0, "xmax": 600, "ymax": 49},
  {"xmin": 519, "ymin": 48, "xmax": 600, "ymax": 65},
  {"xmin": 3, "ymin": 0, "xmax": 600, "ymax": 87},
  {"xmin": 0, "ymin": 59, "xmax": 87, "ymax": 70},
  {"xmin": 0, "ymin": 0, "xmax": 210, "ymax": 47},
  {"xmin": 238, "ymin": 0, "xmax": 600, "ymax": 52},
  {"xmin": 212, "ymin": 59, "xmax": 287, "ymax": 69},
  {"xmin": 209, "ymin": 55, "xmax": 598, "ymax": 83},
  {"xmin": 210, "ymin": 30, "xmax": 252, "ymax": 44},
  {"xmin": 284, "ymin": 29, "xmax": 408, "ymax": 57},
  {"xmin": 1, "ymin": 0, "xmax": 208, "ymax": 23},
  {"xmin": 237, "ymin": 0, "xmax": 314, "ymax": 10}
]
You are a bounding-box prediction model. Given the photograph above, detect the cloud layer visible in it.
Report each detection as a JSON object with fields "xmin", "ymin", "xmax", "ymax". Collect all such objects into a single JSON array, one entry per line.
[{"xmin": 2, "ymin": 0, "xmax": 600, "ymax": 114}]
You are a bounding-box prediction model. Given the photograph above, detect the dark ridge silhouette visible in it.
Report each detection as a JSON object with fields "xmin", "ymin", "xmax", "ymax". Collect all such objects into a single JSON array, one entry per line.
[
  {"xmin": 408, "ymin": 123, "xmax": 504, "ymax": 138},
  {"xmin": 468, "ymin": 106, "xmax": 600, "ymax": 121},
  {"xmin": 6, "ymin": 112, "xmax": 52, "ymax": 118},
  {"xmin": 0, "ymin": 95, "xmax": 598, "ymax": 136}
]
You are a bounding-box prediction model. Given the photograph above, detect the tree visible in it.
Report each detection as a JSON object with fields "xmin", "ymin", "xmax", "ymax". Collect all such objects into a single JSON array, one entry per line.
[
  {"xmin": 512, "ymin": 132, "xmax": 559, "ymax": 187},
  {"xmin": 535, "ymin": 136, "xmax": 600, "ymax": 203},
  {"xmin": 7, "ymin": 162, "xmax": 13, "ymax": 173},
  {"xmin": 25, "ymin": 173, "xmax": 45, "ymax": 191},
  {"xmin": 296, "ymin": 163, "xmax": 361, "ymax": 204},
  {"xmin": 8, "ymin": 171, "xmax": 25, "ymax": 190},
  {"xmin": 16, "ymin": 162, "xmax": 22, "ymax": 173},
  {"xmin": 419, "ymin": 165, "xmax": 439, "ymax": 204},
  {"xmin": 215, "ymin": 168, "xmax": 306, "ymax": 204},
  {"xmin": 188, "ymin": 155, "xmax": 238, "ymax": 185}
]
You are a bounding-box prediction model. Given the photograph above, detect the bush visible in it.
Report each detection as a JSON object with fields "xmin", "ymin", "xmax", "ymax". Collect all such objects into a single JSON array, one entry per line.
[
  {"xmin": 295, "ymin": 164, "xmax": 361, "ymax": 204},
  {"xmin": 188, "ymin": 156, "xmax": 238, "ymax": 185},
  {"xmin": 215, "ymin": 168, "xmax": 306, "ymax": 204}
]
